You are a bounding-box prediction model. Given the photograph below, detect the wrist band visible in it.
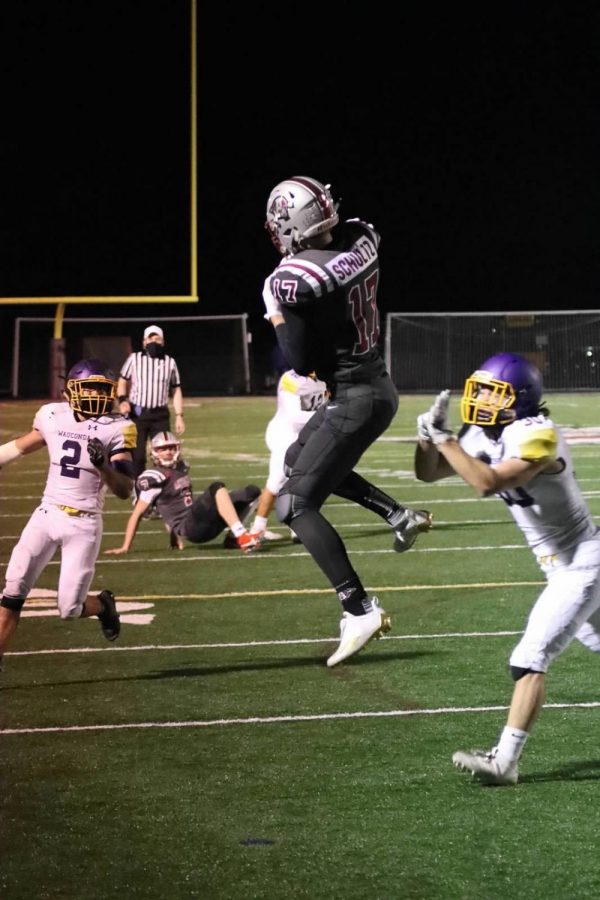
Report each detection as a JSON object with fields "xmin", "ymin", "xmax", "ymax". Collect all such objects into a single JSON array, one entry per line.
[{"xmin": 0, "ymin": 439, "xmax": 23, "ymax": 466}]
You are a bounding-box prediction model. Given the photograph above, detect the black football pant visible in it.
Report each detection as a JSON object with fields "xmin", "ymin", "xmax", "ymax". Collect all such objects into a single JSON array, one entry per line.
[
  {"xmin": 277, "ymin": 372, "xmax": 399, "ymax": 589},
  {"xmin": 183, "ymin": 484, "xmax": 261, "ymax": 544},
  {"xmin": 130, "ymin": 405, "xmax": 171, "ymax": 478}
]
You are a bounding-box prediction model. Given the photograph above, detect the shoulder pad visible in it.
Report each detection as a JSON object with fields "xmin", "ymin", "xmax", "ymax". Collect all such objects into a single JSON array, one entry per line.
[
  {"xmin": 343, "ymin": 218, "xmax": 380, "ymax": 248},
  {"xmin": 279, "ymin": 371, "xmax": 302, "ymax": 394},
  {"xmin": 517, "ymin": 426, "xmax": 558, "ymax": 462},
  {"xmin": 505, "ymin": 418, "xmax": 558, "ymax": 462},
  {"xmin": 272, "ymin": 256, "xmax": 335, "ymax": 302},
  {"xmin": 136, "ymin": 469, "xmax": 166, "ymax": 492},
  {"xmin": 119, "ymin": 420, "xmax": 137, "ymax": 450}
]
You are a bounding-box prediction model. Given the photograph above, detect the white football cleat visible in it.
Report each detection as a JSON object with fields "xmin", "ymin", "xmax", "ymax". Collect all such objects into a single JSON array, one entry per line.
[
  {"xmin": 327, "ymin": 597, "xmax": 391, "ymax": 667},
  {"xmin": 452, "ymin": 748, "xmax": 519, "ymax": 786}
]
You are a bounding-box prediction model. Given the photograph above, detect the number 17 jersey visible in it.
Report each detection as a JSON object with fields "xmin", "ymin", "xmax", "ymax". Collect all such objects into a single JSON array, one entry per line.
[{"xmin": 263, "ymin": 219, "xmax": 383, "ymax": 385}]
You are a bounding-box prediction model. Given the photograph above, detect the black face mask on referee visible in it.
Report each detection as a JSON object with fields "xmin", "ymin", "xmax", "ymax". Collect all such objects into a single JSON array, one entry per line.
[{"xmin": 145, "ymin": 342, "xmax": 165, "ymax": 360}]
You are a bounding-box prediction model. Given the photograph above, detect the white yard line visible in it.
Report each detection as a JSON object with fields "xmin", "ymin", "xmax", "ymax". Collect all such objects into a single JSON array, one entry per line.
[
  {"xmin": 2, "ymin": 702, "xmax": 598, "ymax": 736},
  {"xmin": 5, "ymin": 628, "xmax": 524, "ymax": 657}
]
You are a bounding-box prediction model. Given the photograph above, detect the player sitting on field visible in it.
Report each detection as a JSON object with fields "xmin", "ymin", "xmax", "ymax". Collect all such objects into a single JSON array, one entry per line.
[{"xmin": 104, "ymin": 431, "xmax": 261, "ymax": 555}]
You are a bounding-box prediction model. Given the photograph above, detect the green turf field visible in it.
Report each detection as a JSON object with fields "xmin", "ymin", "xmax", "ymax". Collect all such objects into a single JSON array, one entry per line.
[{"xmin": 1, "ymin": 393, "xmax": 600, "ymax": 899}]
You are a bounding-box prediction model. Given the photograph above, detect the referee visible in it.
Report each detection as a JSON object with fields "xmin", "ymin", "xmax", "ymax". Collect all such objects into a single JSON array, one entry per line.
[{"xmin": 117, "ymin": 325, "xmax": 185, "ymax": 477}]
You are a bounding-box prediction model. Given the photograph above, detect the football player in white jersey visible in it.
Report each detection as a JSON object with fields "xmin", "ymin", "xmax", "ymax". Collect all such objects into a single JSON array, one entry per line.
[
  {"xmin": 249, "ymin": 368, "xmax": 328, "ymax": 542},
  {"xmin": 415, "ymin": 352, "xmax": 600, "ymax": 785},
  {"xmin": 0, "ymin": 358, "xmax": 137, "ymax": 670}
]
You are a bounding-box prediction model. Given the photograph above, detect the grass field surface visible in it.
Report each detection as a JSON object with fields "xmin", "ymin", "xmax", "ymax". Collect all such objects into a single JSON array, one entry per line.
[{"xmin": 1, "ymin": 393, "xmax": 600, "ymax": 899}]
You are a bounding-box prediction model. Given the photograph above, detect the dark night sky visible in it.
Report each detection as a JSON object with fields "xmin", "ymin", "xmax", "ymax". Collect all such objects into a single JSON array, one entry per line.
[
  {"xmin": 206, "ymin": 3, "xmax": 598, "ymax": 316},
  {"xmin": 1, "ymin": 2, "xmax": 599, "ymax": 387}
]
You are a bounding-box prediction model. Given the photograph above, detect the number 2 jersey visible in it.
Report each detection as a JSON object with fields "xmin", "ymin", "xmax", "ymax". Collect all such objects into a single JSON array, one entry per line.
[
  {"xmin": 263, "ymin": 219, "xmax": 384, "ymax": 385},
  {"xmin": 459, "ymin": 415, "xmax": 598, "ymax": 560},
  {"xmin": 33, "ymin": 402, "xmax": 137, "ymax": 514}
]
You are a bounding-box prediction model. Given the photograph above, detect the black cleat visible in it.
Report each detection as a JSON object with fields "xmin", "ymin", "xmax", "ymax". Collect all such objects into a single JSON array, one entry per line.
[{"xmin": 98, "ymin": 590, "xmax": 121, "ymax": 641}]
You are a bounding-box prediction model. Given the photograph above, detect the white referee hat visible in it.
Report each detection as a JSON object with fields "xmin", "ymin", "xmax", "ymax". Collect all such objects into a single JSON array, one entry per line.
[{"xmin": 143, "ymin": 325, "xmax": 164, "ymax": 340}]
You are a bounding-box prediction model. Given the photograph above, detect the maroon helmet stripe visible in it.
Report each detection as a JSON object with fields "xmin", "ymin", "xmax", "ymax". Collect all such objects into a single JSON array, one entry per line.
[{"xmin": 291, "ymin": 176, "xmax": 330, "ymax": 213}]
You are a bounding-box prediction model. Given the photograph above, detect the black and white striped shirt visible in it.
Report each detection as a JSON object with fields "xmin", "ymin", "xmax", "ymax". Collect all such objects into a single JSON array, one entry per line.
[{"xmin": 120, "ymin": 352, "xmax": 181, "ymax": 408}]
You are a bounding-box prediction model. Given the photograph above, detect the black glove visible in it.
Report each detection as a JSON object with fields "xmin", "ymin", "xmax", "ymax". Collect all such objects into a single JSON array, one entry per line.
[{"xmin": 87, "ymin": 437, "xmax": 106, "ymax": 468}]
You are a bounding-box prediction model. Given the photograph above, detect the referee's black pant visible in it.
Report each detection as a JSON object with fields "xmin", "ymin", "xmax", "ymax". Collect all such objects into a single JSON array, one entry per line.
[{"xmin": 130, "ymin": 405, "xmax": 171, "ymax": 478}]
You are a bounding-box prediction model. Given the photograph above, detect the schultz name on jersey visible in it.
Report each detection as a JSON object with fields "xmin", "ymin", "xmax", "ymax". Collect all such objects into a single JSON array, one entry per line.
[{"xmin": 264, "ymin": 219, "xmax": 382, "ymax": 384}]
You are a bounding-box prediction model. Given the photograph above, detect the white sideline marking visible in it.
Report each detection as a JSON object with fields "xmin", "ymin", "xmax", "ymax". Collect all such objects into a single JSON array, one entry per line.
[
  {"xmin": 3, "ymin": 490, "xmax": 600, "ymax": 511},
  {"xmin": 0, "ymin": 518, "xmax": 537, "ymax": 539},
  {"xmin": 0, "ymin": 545, "xmax": 534, "ymax": 567},
  {"xmin": 2, "ymin": 702, "xmax": 599, "ymax": 736},
  {"xmin": 69, "ymin": 581, "xmax": 544, "ymax": 601},
  {"xmin": 5, "ymin": 629, "xmax": 523, "ymax": 657}
]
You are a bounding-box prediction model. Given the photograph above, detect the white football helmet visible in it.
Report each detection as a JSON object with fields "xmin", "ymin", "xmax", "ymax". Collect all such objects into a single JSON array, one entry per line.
[
  {"xmin": 265, "ymin": 176, "xmax": 339, "ymax": 256},
  {"xmin": 150, "ymin": 431, "xmax": 181, "ymax": 468}
]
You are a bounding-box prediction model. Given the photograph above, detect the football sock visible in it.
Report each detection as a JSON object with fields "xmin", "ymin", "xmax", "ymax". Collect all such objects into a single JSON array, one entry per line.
[
  {"xmin": 334, "ymin": 473, "xmax": 402, "ymax": 521},
  {"xmin": 335, "ymin": 577, "xmax": 368, "ymax": 615},
  {"xmin": 231, "ymin": 521, "xmax": 246, "ymax": 538},
  {"xmin": 287, "ymin": 510, "xmax": 355, "ymax": 586},
  {"xmin": 252, "ymin": 515, "xmax": 268, "ymax": 532},
  {"xmin": 496, "ymin": 726, "xmax": 528, "ymax": 764}
]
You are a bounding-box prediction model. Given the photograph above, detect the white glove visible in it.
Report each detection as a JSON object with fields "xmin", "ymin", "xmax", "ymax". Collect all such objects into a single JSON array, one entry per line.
[
  {"xmin": 424, "ymin": 413, "xmax": 455, "ymax": 445},
  {"xmin": 430, "ymin": 389, "xmax": 451, "ymax": 430},
  {"xmin": 262, "ymin": 281, "xmax": 282, "ymax": 321},
  {"xmin": 417, "ymin": 412, "xmax": 433, "ymax": 442},
  {"xmin": 417, "ymin": 390, "xmax": 453, "ymax": 444}
]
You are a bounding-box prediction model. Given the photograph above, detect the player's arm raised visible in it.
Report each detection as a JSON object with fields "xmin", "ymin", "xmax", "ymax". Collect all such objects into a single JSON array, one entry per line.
[{"xmin": 0, "ymin": 429, "xmax": 46, "ymax": 467}]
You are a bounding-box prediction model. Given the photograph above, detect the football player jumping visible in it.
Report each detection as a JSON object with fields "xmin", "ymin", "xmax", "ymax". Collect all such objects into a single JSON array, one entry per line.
[
  {"xmin": 416, "ymin": 353, "xmax": 600, "ymax": 785},
  {"xmin": 104, "ymin": 431, "xmax": 261, "ymax": 555},
  {"xmin": 262, "ymin": 176, "xmax": 432, "ymax": 667},
  {"xmin": 0, "ymin": 359, "xmax": 137, "ymax": 671}
]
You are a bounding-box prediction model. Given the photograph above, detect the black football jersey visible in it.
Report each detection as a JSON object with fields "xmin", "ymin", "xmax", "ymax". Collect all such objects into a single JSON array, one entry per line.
[
  {"xmin": 136, "ymin": 460, "xmax": 192, "ymax": 532},
  {"xmin": 264, "ymin": 219, "xmax": 383, "ymax": 384}
]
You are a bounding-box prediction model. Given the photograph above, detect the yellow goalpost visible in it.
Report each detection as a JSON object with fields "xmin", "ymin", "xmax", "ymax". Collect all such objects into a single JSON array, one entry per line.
[
  {"xmin": 0, "ymin": 0, "xmax": 198, "ymax": 311},
  {"xmin": 2, "ymin": 1, "xmax": 198, "ymax": 397}
]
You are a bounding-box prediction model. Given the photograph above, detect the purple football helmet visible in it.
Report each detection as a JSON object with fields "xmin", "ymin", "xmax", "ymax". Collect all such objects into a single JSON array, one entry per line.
[
  {"xmin": 65, "ymin": 358, "xmax": 117, "ymax": 418},
  {"xmin": 461, "ymin": 352, "xmax": 543, "ymax": 426}
]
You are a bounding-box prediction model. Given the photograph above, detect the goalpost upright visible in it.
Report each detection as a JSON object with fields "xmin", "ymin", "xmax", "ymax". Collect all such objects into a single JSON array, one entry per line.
[{"xmin": 1, "ymin": 0, "xmax": 200, "ymax": 397}]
